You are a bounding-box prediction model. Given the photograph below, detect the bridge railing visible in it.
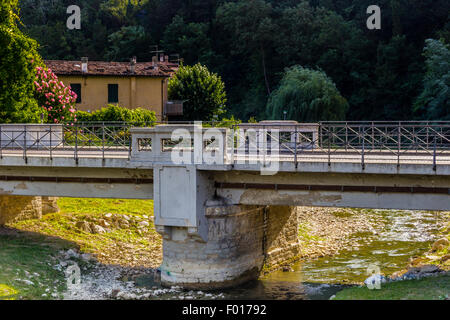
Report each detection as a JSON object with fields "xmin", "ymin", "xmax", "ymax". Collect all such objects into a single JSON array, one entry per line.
[
  {"xmin": 0, "ymin": 121, "xmax": 231, "ymax": 162},
  {"xmin": 232, "ymin": 121, "xmax": 450, "ymax": 169},
  {"xmin": 0, "ymin": 121, "xmax": 449, "ymax": 168}
]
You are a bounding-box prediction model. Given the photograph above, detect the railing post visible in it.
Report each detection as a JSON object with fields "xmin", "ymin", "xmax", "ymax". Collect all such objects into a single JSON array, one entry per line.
[
  {"xmin": 361, "ymin": 126, "xmax": 365, "ymax": 170},
  {"xmin": 294, "ymin": 125, "xmax": 298, "ymax": 169},
  {"xmin": 74, "ymin": 123, "xmax": 78, "ymax": 164},
  {"xmin": 371, "ymin": 121, "xmax": 374, "ymax": 150},
  {"xmin": 397, "ymin": 123, "xmax": 401, "ymax": 168},
  {"xmin": 102, "ymin": 122, "xmax": 105, "ymax": 160},
  {"xmin": 433, "ymin": 135, "xmax": 437, "ymax": 171},
  {"xmin": 345, "ymin": 122, "xmax": 348, "ymax": 152},
  {"xmin": 328, "ymin": 125, "xmax": 331, "ymax": 167},
  {"xmin": 49, "ymin": 125, "xmax": 52, "ymax": 160},
  {"xmin": 128, "ymin": 124, "xmax": 132, "ymax": 160},
  {"xmin": 23, "ymin": 126, "xmax": 27, "ymax": 163}
]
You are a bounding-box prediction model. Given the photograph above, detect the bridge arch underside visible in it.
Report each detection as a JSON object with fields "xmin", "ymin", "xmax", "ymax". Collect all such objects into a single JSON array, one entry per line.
[
  {"xmin": 0, "ymin": 166, "xmax": 154, "ymax": 199},
  {"xmin": 213, "ymin": 170, "xmax": 450, "ymax": 211}
]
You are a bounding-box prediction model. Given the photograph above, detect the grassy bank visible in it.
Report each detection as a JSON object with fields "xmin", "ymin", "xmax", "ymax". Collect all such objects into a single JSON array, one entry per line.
[
  {"xmin": 11, "ymin": 198, "xmax": 161, "ymax": 268},
  {"xmin": 333, "ymin": 275, "xmax": 449, "ymax": 300},
  {"xmin": 0, "ymin": 231, "xmax": 73, "ymax": 300},
  {"xmin": 1, "ymin": 198, "xmax": 161, "ymax": 300}
]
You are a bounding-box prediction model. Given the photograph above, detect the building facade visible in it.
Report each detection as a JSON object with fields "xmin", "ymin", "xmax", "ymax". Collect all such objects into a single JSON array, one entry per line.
[{"xmin": 45, "ymin": 57, "xmax": 177, "ymax": 120}]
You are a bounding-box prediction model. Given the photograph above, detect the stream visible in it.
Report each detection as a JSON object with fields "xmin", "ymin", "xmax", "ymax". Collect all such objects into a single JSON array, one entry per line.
[
  {"xmin": 80, "ymin": 208, "xmax": 446, "ymax": 300},
  {"xmin": 209, "ymin": 209, "xmax": 446, "ymax": 300}
]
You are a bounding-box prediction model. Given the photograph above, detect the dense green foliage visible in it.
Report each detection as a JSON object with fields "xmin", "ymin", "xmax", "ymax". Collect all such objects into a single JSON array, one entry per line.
[
  {"xmin": 413, "ymin": 39, "xmax": 450, "ymax": 120},
  {"xmin": 266, "ymin": 66, "xmax": 348, "ymax": 122},
  {"xmin": 168, "ymin": 64, "xmax": 226, "ymax": 121},
  {"xmin": 16, "ymin": 0, "xmax": 450, "ymax": 121},
  {"xmin": 0, "ymin": 0, "xmax": 42, "ymax": 123},
  {"xmin": 76, "ymin": 104, "xmax": 157, "ymax": 124}
]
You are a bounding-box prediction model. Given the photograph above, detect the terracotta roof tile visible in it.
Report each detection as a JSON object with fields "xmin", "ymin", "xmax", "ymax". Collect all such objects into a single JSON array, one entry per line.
[{"xmin": 44, "ymin": 60, "xmax": 174, "ymax": 77}]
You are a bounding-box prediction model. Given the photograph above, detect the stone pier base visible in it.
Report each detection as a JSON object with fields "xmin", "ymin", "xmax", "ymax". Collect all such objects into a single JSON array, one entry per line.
[
  {"xmin": 156, "ymin": 205, "xmax": 300, "ymax": 290},
  {"xmin": 0, "ymin": 195, "xmax": 59, "ymax": 225}
]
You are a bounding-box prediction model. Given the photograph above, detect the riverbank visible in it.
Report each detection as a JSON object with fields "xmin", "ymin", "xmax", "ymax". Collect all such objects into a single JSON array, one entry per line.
[
  {"xmin": 1, "ymin": 200, "xmax": 448, "ymax": 300},
  {"xmin": 1, "ymin": 198, "xmax": 164, "ymax": 300},
  {"xmin": 11, "ymin": 198, "xmax": 162, "ymax": 268},
  {"xmin": 296, "ymin": 207, "xmax": 385, "ymax": 260},
  {"xmin": 331, "ymin": 211, "xmax": 449, "ymax": 300},
  {"xmin": 333, "ymin": 274, "xmax": 449, "ymax": 300}
]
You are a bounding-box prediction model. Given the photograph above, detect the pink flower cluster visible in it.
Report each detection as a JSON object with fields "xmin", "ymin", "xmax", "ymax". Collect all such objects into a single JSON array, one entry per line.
[{"xmin": 34, "ymin": 66, "xmax": 77, "ymax": 124}]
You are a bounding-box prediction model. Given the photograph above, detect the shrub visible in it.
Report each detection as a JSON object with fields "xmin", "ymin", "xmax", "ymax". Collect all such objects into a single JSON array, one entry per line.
[
  {"xmin": 34, "ymin": 66, "xmax": 77, "ymax": 124},
  {"xmin": 75, "ymin": 105, "xmax": 157, "ymax": 125}
]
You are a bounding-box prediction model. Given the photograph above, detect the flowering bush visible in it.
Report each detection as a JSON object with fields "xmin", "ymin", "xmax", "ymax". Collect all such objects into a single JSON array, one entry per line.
[{"xmin": 33, "ymin": 66, "xmax": 77, "ymax": 124}]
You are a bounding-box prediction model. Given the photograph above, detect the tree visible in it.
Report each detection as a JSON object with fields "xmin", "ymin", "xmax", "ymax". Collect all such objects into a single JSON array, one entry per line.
[
  {"xmin": 106, "ymin": 25, "xmax": 151, "ymax": 61},
  {"xmin": 161, "ymin": 15, "xmax": 212, "ymax": 65},
  {"xmin": 168, "ymin": 64, "xmax": 227, "ymax": 121},
  {"xmin": 266, "ymin": 66, "xmax": 348, "ymax": 122},
  {"xmin": 413, "ymin": 39, "xmax": 450, "ymax": 119},
  {"xmin": 0, "ymin": 0, "xmax": 41, "ymax": 123}
]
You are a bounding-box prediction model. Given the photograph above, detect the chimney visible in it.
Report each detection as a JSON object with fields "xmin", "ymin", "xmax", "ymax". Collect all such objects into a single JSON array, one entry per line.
[
  {"xmin": 130, "ymin": 56, "xmax": 136, "ymax": 74},
  {"xmin": 152, "ymin": 56, "xmax": 158, "ymax": 70},
  {"xmin": 81, "ymin": 57, "xmax": 88, "ymax": 73}
]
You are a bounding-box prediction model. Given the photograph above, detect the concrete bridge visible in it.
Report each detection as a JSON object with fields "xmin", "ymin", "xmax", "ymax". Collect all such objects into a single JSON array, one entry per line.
[{"xmin": 0, "ymin": 121, "xmax": 449, "ymax": 289}]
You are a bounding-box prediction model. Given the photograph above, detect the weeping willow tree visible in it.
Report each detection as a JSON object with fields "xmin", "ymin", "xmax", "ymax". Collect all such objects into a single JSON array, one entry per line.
[{"xmin": 266, "ymin": 66, "xmax": 348, "ymax": 122}]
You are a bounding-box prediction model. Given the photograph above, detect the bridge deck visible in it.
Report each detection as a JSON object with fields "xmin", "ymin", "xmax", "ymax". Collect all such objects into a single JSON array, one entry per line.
[{"xmin": 1, "ymin": 149, "xmax": 449, "ymax": 166}]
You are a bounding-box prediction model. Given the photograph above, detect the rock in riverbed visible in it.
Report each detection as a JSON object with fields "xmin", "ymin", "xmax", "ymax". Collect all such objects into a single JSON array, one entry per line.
[{"xmin": 432, "ymin": 238, "xmax": 449, "ymax": 252}]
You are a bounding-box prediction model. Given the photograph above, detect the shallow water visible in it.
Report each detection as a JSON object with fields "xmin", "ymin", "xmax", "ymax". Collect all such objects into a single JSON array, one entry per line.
[
  {"xmin": 248, "ymin": 209, "xmax": 446, "ymax": 299},
  {"xmin": 136, "ymin": 209, "xmax": 446, "ymax": 300}
]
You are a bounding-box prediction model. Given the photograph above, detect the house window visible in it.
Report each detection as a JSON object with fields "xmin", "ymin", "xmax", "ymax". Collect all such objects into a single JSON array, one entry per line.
[
  {"xmin": 70, "ymin": 84, "xmax": 81, "ymax": 103},
  {"xmin": 108, "ymin": 84, "xmax": 119, "ymax": 103}
]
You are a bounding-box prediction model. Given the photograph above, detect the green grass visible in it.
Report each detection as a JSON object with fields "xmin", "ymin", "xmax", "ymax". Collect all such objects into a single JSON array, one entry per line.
[
  {"xmin": 0, "ymin": 233, "xmax": 72, "ymax": 300},
  {"xmin": 1, "ymin": 198, "xmax": 161, "ymax": 300},
  {"xmin": 333, "ymin": 275, "xmax": 450, "ymax": 300},
  {"xmin": 10, "ymin": 198, "xmax": 161, "ymax": 268},
  {"xmin": 57, "ymin": 198, "xmax": 154, "ymax": 216}
]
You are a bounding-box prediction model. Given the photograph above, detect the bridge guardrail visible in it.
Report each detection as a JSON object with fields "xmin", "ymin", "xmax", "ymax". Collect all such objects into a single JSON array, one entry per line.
[{"xmin": 0, "ymin": 121, "xmax": 448, "ymax": 169}]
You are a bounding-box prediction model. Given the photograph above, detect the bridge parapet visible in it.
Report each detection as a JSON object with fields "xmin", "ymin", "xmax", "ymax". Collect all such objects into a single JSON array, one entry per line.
[{"xmin": 130, "ymin": 124, "xmax": 233, "ymax": 165}]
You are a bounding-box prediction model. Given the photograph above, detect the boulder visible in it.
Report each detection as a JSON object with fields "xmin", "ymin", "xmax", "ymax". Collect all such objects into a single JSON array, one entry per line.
[
  {"xmin": 139, "ymin": 221, "xmax": 150, "ymax": 227},
  {"xmin": 98, "ymin": 219, "xmax": 110, "ymax": 228},
  {"xmin": 432, "ymin": 238, "xmax": 449, "ymax": 252},
  {"xmin": 76, "ymin": 221, "xmax": 92, "ymax": 233},
  {"xmin": 90, "ymin": 224, "xmax": 106, "ymax": 234},
  {"xmin": 419, "ymin": 264, "xmax": 440, "ymax": 274},
  {"xmin": 41, "ymin": 197, "xmax": 59, "ymax": 214}
]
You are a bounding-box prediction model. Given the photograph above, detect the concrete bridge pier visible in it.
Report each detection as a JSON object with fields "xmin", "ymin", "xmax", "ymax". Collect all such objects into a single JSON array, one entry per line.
[{"xmin": 155, "ymin": 202, "xmax": 301, "ymax": 290}]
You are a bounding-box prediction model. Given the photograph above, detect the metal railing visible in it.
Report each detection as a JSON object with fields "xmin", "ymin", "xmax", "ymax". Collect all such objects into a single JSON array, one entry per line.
[
  {"xmin": 232, "ymin": 121, "xmax": 450, "ymax": 169},
  {"xmin": 0, "ymin": 121, "xmax": 449, "ymax": 169}
]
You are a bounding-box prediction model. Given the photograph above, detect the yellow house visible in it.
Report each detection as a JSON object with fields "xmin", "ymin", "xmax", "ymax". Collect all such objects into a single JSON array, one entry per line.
[{"xmin": 45, "ymin": 57, "xmax": 177, "ymax": 120}]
